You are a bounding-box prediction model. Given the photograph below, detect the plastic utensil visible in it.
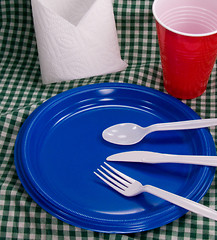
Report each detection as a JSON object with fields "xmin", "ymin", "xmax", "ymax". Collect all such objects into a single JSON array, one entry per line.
[
  {"xmin": 102, "ymin": 118, "xmax": 217, "ymax": 145},
  {"xmin": 107, "ymin": 151, "xmax": 217, "ymax": 166},
  {"xmin": 95, "ymin": 163, "xmax": 217, "ymax": 221}
]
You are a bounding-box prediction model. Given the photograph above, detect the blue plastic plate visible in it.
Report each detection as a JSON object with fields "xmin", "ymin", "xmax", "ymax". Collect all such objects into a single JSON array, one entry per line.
[{"xmin": 14, "ymin": 83, "xmax": 216, "ymax": 233}]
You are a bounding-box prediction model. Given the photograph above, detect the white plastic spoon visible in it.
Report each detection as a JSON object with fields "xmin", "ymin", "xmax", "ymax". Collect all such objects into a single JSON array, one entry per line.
[{"xmin": 102, "ymin": 118, "xmax": 217, "ymax": 145}]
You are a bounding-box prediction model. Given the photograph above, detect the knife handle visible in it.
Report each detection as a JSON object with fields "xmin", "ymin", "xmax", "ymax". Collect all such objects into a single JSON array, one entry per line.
[{"xmin": 141, "ymin": 151, "xmax": 217, "ymax": 167}]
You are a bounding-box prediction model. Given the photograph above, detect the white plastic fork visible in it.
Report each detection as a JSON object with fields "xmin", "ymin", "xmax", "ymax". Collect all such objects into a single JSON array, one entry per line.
[{"xmin": 94, "ymin": 162, "xmax": 217, "ymax": 221}]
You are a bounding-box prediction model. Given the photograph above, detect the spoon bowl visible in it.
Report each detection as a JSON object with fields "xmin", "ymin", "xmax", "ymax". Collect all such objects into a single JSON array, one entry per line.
[{"xmin": 102, "ymin": 123, "xmax": 145, "ymax": 145}]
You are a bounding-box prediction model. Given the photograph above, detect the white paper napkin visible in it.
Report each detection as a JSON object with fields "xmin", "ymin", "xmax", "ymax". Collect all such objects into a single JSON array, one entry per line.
[{"xmin": 31, "ymin": 0, "xmax": 128, "ymax": 84}]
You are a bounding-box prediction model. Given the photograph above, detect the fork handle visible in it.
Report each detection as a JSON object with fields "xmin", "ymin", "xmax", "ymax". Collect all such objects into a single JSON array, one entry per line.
[{"xmin": 144, "ymin": 185, "xmax": 217, "ymax": 221}]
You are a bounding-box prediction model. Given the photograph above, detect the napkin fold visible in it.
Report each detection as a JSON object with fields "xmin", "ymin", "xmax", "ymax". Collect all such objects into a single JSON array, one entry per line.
[{"xmin": 31, "ymin": 0, "xmax": 128, "ymax": 84}]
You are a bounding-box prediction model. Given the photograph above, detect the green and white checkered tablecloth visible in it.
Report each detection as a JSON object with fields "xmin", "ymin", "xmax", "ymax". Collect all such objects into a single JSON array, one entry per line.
[{"xmin": 1, "ymin": 0, "xmax": 217, "ymax": 239}]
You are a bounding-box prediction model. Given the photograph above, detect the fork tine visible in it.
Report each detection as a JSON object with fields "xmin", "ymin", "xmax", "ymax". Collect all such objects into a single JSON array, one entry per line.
[
  {"xmin": 104, "ymin": 162, "xmax": 135, "ymax": 183},
  {"xmin": 101, "ymin": 165, "xmax": 130, "ymax": 187},
  {"xmin": 94, "ymin": 171, "xmax": 125, "ymax": 193},
  {"xmin": 97, "ymin": 168, "xmax": 126, "ymax": 190}
]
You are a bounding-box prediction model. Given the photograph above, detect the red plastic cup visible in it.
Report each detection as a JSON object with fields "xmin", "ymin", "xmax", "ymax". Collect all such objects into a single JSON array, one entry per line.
[{"xmin": 153, "ymin": 0, "xmax": 217, "ymax": 99}]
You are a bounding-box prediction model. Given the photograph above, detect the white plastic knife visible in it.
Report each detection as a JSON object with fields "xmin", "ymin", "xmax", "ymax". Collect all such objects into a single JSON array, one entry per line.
[{"xmin": 106, "ymin": 151, "xmax": 217, "ymax": 166}]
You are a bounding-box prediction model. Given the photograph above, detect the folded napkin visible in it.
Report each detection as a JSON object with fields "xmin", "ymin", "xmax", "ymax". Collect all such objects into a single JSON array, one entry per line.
[{"xmin": 31, "ymin": 0, "xmax": 128, "ymax": 84}]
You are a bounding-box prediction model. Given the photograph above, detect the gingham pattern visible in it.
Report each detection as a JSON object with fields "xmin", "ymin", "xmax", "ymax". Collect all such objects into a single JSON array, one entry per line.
[{"xmin": 1, "ymin": 0, "xmax": 217, "ymax": 239}]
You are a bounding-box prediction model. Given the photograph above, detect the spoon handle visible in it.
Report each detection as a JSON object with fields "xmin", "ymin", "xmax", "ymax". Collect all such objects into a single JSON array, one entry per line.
[
  {"xmin": 107, "ymin": 151, "xmax": 217, "ymax": 166},
  {"xmin": 148, "ymin": 118, "xmax": 217, "ymax": 133}
]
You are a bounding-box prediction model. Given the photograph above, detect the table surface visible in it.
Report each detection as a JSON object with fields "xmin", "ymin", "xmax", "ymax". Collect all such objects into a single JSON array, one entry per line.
[{"xmin": 1, "ymin": 0, "xmax": 217, "ymax": 239}]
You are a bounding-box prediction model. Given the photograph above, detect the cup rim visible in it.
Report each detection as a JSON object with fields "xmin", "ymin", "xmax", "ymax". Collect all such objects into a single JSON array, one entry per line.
[{"xmin": 152, "ymin": 0, "xmax": 217, "ymax": 37}]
